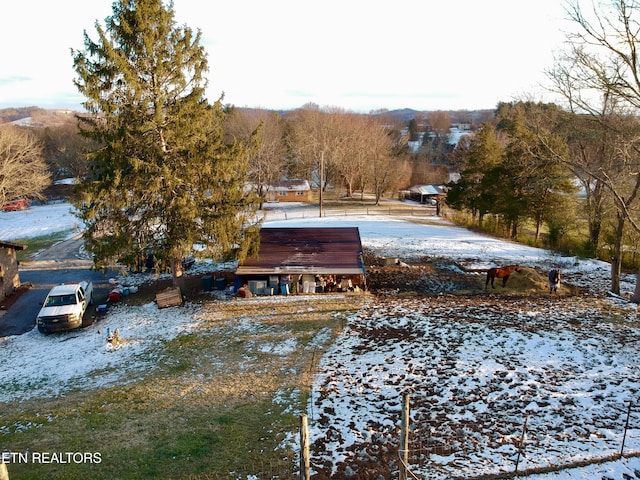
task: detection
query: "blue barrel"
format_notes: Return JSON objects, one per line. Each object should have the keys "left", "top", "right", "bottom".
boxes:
{"left": 216, "top": 277, "right": 226, "bottom": 290}
{"left": 202, "top": 275, "right": 213, "bottom": 291}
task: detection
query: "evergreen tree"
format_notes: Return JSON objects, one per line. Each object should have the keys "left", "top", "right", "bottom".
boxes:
{"left": 497, "top": 102, "right": 577, "bottom": 241}
{"left": 446, "top": 123, "right": 504, "bottom": 225}
{"left": 72, "top": 0, "right": 260, "bottom": 285}
{"left": 448, "top": 103, "right": 577, "bottom": 241}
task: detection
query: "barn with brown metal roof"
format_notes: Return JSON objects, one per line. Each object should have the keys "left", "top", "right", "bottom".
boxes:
{"left": 235, "top": 227, "right": 366, "bottom": 295}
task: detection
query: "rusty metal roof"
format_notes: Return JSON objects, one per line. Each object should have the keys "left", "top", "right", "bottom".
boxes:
{"left": 236, "top": 227, "right": 366, "bottom": 275}
{"left": 0, "top": 240, "right": 26, "bottom": 251}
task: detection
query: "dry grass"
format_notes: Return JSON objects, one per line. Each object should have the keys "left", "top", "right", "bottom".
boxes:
{"left": 1, "top": 294, "right": 365, "bottom": 480}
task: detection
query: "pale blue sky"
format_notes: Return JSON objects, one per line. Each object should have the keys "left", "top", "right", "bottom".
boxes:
{"left": 1, "top": 0, "right": 573, "bottom": 112}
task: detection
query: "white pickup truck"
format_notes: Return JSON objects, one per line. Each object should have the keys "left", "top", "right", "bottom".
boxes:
{"left": 36, "top": 281, "right": 93, "bottom": 333}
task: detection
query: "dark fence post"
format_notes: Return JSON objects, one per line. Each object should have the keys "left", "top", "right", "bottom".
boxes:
{"left": 514, "top": 413, "right": 529, "bottom": 474}
{"left": 621, "top": 401, "right": 632, "bottom": 458}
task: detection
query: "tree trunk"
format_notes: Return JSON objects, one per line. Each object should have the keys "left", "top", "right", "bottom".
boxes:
{"left": 534, "top": 212, "right": 543, "bottom": 245}
{"left": 631, "top": 269, "right": 640, "bottom": 303}
{"left": 171, "top": 256, "right": 186, "bottom": 289}
{"left": 589, "top": 217, "right": 601, "bottom": 252}
{"left": 510, "top": 222, "right": 518, "bottom": 239}
{"left": 611, "top": 213, "right": 624, "bottom": 295}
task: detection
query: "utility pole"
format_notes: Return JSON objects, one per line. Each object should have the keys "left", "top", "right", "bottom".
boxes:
{"left": 319, "top": 150, "right": 324, "bottom": 217}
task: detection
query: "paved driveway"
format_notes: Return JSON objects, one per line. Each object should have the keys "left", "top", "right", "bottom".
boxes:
{"left": 0, "top": 237, "right": 114, "bottom": 337}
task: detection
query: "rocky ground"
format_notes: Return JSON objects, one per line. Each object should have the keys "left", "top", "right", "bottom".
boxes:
{"left": 307, "top": 252, "right": 640, "bottom": 479}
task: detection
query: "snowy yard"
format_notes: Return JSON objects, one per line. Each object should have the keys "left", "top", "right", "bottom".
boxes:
{"left": 309, "top": 294, "right": 640, "bottom": 478}
{"left": 2, "top": 201, "right": 640, "bottom": 478}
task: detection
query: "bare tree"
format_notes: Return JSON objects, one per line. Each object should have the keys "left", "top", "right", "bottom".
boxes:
{"left": 428, "top": 111, "right": 452, "bottom": 137}
{"left": 0, "top": 126, "right": 50, "bottom": 207}
{"left": 547, "top": 0, "right": 640, "bottom": 294}
{"left": 288, "top": 105, "right": 352, "bottom": 215}
{"left": 225, "top": 108, "right": 287, "bottom": 208}
{"left": 336, "top": 113, "right": 369, "bottom": 198}
{"left": 288, "top": 106, "right": 411, "bottom": 208}
{"left": 365, "top": 119, "right": 412, "bottom": 205}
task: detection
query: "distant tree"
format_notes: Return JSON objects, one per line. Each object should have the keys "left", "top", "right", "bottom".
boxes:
{"left": 0, "top": 126, "right": 50, "bottom": 206}
{"left": 408, "top": 118, "right": 420, "bottom": 141}
{"left": 336, "top": 113, "right": 370, "bottom": 198}
{"left": 428, "top": 111, "right": 451, "bottom": 138}
{"left": 288, "top": 105, "right": 351, "bottom": 215}
{"left": 72, "top": 0, "right": 260, "bottom": 285}
{"left": 365, "top": 118, "right": 412, "bottom": 205}
{"left": 496, "top": 102, "right": 578, "bottom": 241}
{"left": 448, "top": 133, "right": 473, "bottom": 173}
{"left": 548, "top": 102, "right": 615, "bottom": 254}
{"left": 411, "top": 111, "right": 453, "bottom": 181}
{"left": 224, "top": 108, "right": 287, "bottom": 208}
{"left": 446, "top": 123, "right": 505, "bottom": 225}
{"left": 38, "top": 124, "right": 98, "bottom": 181}
{"left": 420, "top": 133, "right": 453, "bottom": 166}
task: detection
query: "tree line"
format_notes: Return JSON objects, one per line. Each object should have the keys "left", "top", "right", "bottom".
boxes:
{"left": 446, "top": 0, "right": 640, "bottom": 296}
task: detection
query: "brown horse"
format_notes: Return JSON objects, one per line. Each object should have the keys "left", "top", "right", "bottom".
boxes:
{"left": 485, "top": 265, "right": 522, "bottom": 289}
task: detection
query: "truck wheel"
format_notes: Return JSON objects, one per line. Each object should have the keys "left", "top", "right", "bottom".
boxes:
{"left": 82, "top": 314, "right": 94, "bottom": 328}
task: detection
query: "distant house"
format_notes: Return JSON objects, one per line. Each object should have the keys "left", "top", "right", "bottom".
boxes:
{"left": 265, "top": 179, "right": 312, "bottom": 203}
{"left": 407, "top": 184, "right": 447, "bottom": 204}
{"left": 0, "top": 241, "right": 26, "bottom": 299}
{"left": 235, "top": 227, "right": 366, "bottom": 295}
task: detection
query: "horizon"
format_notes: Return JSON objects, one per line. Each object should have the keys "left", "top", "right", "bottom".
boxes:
{"left": 0, "top": 104, "right": 498, "bottom": 117}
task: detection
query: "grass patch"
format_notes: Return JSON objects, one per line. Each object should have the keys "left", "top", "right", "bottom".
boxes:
{"left": 0, "top": 295, "right": 364, "bottom": 479}
{"left": 13, "top": 230, "right": 75, "bottom": 263}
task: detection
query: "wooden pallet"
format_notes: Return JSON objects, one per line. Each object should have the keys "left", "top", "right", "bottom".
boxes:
{"left": 156, "top": 287, "right": 183, "bottom": 309}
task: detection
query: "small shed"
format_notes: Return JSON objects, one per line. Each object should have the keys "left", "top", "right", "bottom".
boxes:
{"left": 235, "top": 227, "right": 366, "bottom": 295}
{"left": 0, "top": 240, "right": 26, "bottom": 299}
{"left": 265, "top": 179, "right": 312, "bottom": 203}
{"left": 408, "top": 184, "right": 447, "bottom": 204}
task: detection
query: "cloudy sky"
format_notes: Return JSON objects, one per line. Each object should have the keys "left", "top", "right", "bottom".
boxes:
{"left": 1, "top": 0, "right": 573, "bottom": 113}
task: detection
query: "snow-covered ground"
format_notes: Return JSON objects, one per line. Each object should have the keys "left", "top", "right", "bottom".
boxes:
{"left": 0, "top": 202, "right": 82, "bottom": 241}
{"left": 1, "top": 201, "right": 640, "bottom": 479}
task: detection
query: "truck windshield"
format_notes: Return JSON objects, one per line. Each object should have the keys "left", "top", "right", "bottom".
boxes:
{"left": 44, "top": 295, "right": 76, "bottom": 307}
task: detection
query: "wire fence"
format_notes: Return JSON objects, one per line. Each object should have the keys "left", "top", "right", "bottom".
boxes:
{"left": 258, "top": 205, "right": 437, "bottom": 223}
{"left": 412, "top": 396, "right": 640, "bottom": 479}
{"left": 302, "top": 394, "right": 640, "bottom": 479}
